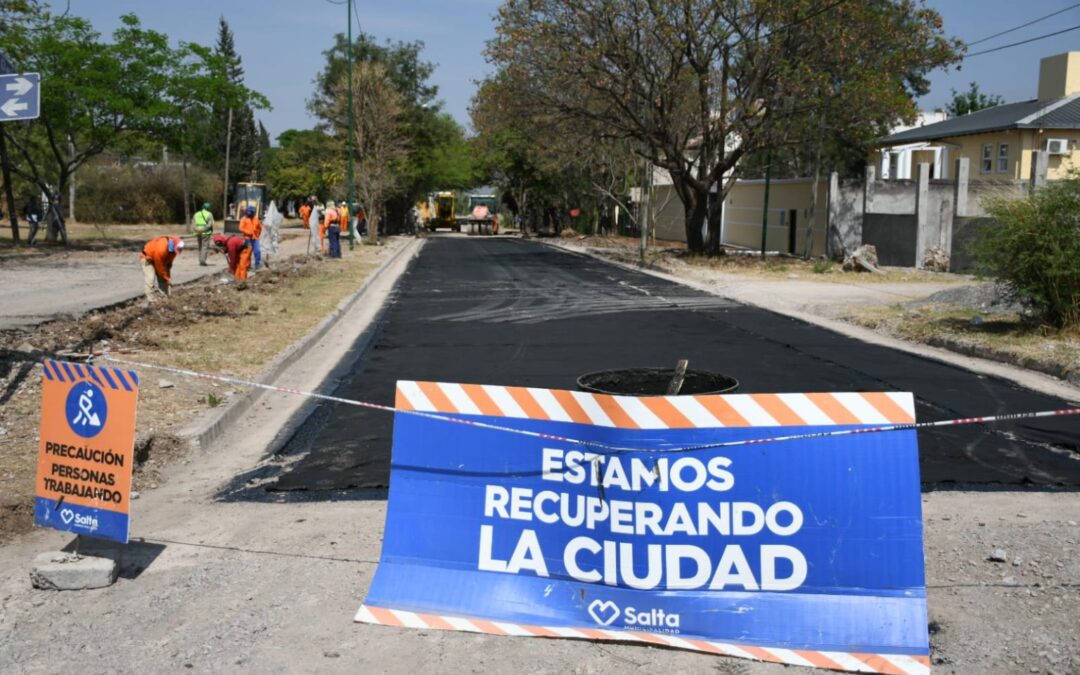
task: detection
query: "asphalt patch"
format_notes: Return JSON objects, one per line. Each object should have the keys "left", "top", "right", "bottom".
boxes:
{"left": 271, "top": 237, "right": 1080, "bottom": 491}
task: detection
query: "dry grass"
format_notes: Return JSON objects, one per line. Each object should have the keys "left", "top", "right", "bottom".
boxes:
{"left": 846, "top": 305, "right": 1080, "bottom": 380}
{"left": 0, "top": 245, "right": 385, "bottom": 542}
{"left": 572, "top": 234, "right": 968, "bottom": 284}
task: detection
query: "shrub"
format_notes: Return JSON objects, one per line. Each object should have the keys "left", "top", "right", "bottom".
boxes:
{"left": 975, "top": 177, "right": 1080, "bottom": 329}
{"left": 812, "top": 258, "right": 834, "bottom": 274}
{"left": 75, "top": 162, "right": 222, "bottom": 225}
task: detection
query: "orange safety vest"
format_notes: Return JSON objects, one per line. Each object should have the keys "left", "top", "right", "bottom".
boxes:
{"left": 239, "top": 215, "right": 262, "bottom": 240}
{"left": 140, "top": 236, "right": 181, "bottom": 283}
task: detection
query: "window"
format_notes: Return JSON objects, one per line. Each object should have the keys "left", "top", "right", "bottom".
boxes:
{"left": 981, "top": 144, "right": 993, "bottom": 173}
{"left": 888, "top": 152, "right": 899, "bottom": 180}
{"left": 997, "top": 143, "right": 1009, "bottom": 173}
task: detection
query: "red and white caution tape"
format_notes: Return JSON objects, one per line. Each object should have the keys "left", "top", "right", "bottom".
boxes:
{"left": 94, "top": 356, "right": 1079, "bottom": 454}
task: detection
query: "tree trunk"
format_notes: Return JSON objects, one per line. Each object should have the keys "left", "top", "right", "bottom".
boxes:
{"left": 68, "top": 137, "right": 76, "bottom": 223}
{"left": 182, "top": 150, "right": 191, "bottom": 227}
{"left": 0, "top": 129, "right": 19, "bottom": 245}
{"left": 45, "top": 182, "right": 67, "bottom": 245}
{"left": 706, "top": 186, "right": 724, "bottom": 255}
{"left": 367, "top": 197, "right": 379, "bottom": 245}
{"left": 671, "top": 175, "right": 706, "bottom": 253}
{"left": 683, "top": 191, "right": 707, "bottom": 253}
{"left": 804, "top": 115, "right": 826, "bottom": 258}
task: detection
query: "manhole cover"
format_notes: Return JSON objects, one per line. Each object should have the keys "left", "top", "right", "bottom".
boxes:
{"left": 577, "top": 368, "right": 738, "bottom": 396}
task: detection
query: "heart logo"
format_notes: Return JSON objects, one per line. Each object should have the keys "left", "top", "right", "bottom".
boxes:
{"left": 59, "top": 508, "right": 75, "bottom": 525}
{"left": 587, "top": 599, "right": 620, "bottom": 626}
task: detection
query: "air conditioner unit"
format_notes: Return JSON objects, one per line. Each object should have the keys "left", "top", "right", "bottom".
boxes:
{"left": 1045, "top": 138, "right": 1069, "bottom": 155}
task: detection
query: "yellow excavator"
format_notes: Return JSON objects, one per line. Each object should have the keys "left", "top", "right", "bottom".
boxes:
{"left": 428, "top": 191, "right": 458, "bottom": 232}
{"left": 224, "top": 182, "right": 267, "bottom": 233}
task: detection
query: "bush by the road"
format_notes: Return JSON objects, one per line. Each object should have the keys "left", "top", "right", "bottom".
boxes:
{"left": 75, "top": 163, "right": 222, "bottom": 225}
{"left": 976, "top": 177, "right": 1080, "bottom": 329}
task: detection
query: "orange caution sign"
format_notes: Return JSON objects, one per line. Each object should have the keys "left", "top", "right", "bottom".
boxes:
{"left": 34, "top": 359, "right": 140, "bottom": 543}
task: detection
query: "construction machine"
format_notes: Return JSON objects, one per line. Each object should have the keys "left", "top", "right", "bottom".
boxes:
{"left": 224, "top": 182, "right": 267, "bottom": 233}
{"left": 428, "top": 191, "right": 458, "bottom": 232}
{"left": 465, "top": 192, "right": 499, "bottom": 234}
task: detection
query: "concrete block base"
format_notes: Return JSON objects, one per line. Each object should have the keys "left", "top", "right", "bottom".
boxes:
{"left": 30, "top": 552, "right": 118, "bottom": 590}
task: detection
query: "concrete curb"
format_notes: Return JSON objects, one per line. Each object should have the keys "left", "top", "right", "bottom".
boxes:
{"left": 179, "top": 237, "right": 423, "bottom": 451}
{"left": 538, "top": 239, "right": 1080, "bottom": 402}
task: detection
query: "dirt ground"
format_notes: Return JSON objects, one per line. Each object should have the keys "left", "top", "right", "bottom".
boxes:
{"left": 0, "top": 237, "right": 393, "bottom": 543}
{"left": 0, "top": 224, "right": 313, "bottom": 330}
{"left": 0, "top": 233, "right": 1077, "bottom": 674}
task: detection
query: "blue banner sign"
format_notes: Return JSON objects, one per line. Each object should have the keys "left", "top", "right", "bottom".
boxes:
{"left": 357, "top": 383, "right": 929, "bottom": 673}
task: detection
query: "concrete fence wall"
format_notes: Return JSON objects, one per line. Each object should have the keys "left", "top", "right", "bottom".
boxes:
{"left": 643, "top": 152, "right": 1051, "bottom": 269}
{"left": 821, "top": 152, "right": 1050, "bottom": 270}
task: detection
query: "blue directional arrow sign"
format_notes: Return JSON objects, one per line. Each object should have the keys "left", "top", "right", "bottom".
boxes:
{"left": 0, "top": 72, "right": 40, "bottom": 122}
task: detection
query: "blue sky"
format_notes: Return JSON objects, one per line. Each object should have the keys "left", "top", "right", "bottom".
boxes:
{"left": 66, "top": 0, "right": 1080, "bottom": 141}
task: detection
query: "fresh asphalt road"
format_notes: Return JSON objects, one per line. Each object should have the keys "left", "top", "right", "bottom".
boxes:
{"left": 270, "top": 236, "right": 1080, "bottom": 492}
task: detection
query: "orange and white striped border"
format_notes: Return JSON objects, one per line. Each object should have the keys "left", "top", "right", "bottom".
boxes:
{"left": 355, "top": 605, "right": 930, "bottom": 674}
{"left": 396, "top": 382, "right": 915, "bottom": 430}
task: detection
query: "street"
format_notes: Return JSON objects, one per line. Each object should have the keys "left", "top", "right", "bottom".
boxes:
{"left": 270, "top": 236, "right": 1080, "bottom": 493}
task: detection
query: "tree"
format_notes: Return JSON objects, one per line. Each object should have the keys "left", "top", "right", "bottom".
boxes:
{"left": 211, "top": 18, "right": 262, "bottom": 193}
{"left": 310, "top": 31, "right": 476, "bottom": 232}
{"left": 0, "top": 12, "right": 176, "bottom": 242}
{"left": 489, "top": 0, "right": 961, "bottom": 254}
{"left": 975, "top": 176, "right": 1080, "bottom": 329}
{"left": 331, "top": 61, "right": 408, "bottom": 243}
{"left": 160, "top": 42, "right": 267, "bottom": 225}
{"left": 265, "top": 128, "right": 338, "bottom": 202}
{"left": 0, "top": 0, "right": 44, "bottom": 243}
{"left": 946, "top": 82, "right": 1004, "bottom": 117}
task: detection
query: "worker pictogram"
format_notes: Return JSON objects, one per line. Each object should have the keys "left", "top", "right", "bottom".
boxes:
{"left": 65, "top": 381, "right": 107, "bottom": 438}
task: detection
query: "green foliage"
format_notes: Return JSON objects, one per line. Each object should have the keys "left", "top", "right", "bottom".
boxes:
{"left": 812, "top": 259, "right": 835, "bottom": 274}
{"left": 266, "top": 129, "right": 340, "bottom": 201}
{"left": 207, "top": 18, "right": 267, "bottom": 186}
{"left": 75, "top": 162, "right": 222, "bottom": 224}
{"left": 305, "top": 29, "right": 476, "bottom": 231}
{"left": 946, "top": 82, "right": 1004, "bottom": 117}
{"left": 311, "top": 32, "right": 438, "bottom": 117}
{"left": 976, "top": 178, "right": 1080, "bottom": 329}
{"left": 487, "top": 0, "right": 962, "bottom": 252}
{"left": 405, "top": 111, "right": 477, "bottom": 193}
{"left": 0, "top": 8, "right": 268, "bottom": 240}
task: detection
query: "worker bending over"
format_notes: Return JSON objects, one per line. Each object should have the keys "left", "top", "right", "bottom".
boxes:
{"left": 140, "top": 235, "right": 184, "bottom": 301}
{"left": 211, "top": 233, "right": 247, "bottom": 280}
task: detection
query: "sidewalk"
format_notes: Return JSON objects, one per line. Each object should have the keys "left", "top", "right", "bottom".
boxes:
{"left": 0, "top": 229, "right": 312, "bottom": 330}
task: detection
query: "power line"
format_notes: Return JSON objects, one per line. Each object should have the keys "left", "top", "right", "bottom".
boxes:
{"left": 965, "top": 22, "right": 1080, "bottom": 57}
{"left": 966, "top": 2, "right": 1080, "bottom": 46}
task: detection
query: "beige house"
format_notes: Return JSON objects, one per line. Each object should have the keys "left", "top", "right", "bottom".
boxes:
{"left": 878, "top": 52, "right": 1080, "bottom": 182}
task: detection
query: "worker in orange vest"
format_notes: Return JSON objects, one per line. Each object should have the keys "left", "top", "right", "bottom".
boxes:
{"left": 338, "top": 201, "right": 351, "bottom": 250}
{"left": 237, "top": 206, "right": 262, "bottom": 281}
{"left": 322, "top": 201, "right": 340, "bottom": 257}
{"left": 298, "top": 200, "right": 312, "bottom": 238}
{"left": 140, "top": 235, "right": 184, "bottom": 301}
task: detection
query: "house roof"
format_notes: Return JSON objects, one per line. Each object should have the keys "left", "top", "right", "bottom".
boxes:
{"left": 878, "top": 93, "right": 1080, "bottom": 145}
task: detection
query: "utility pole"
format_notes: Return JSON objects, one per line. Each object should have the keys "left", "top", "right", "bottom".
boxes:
{"left": 0, "top": 48, "right": 18, "bottom": 244}
{"left": 347, "top": 0, "right": 357, "bottom": 249}
{"left": 639, "top": 159, "right": 650, "bottom": 265}
{"left": 223, "top": 107, "right": 233, "bottom": 220}
{"left": 760, "top": 150, "right": 772, "bottom": 257}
